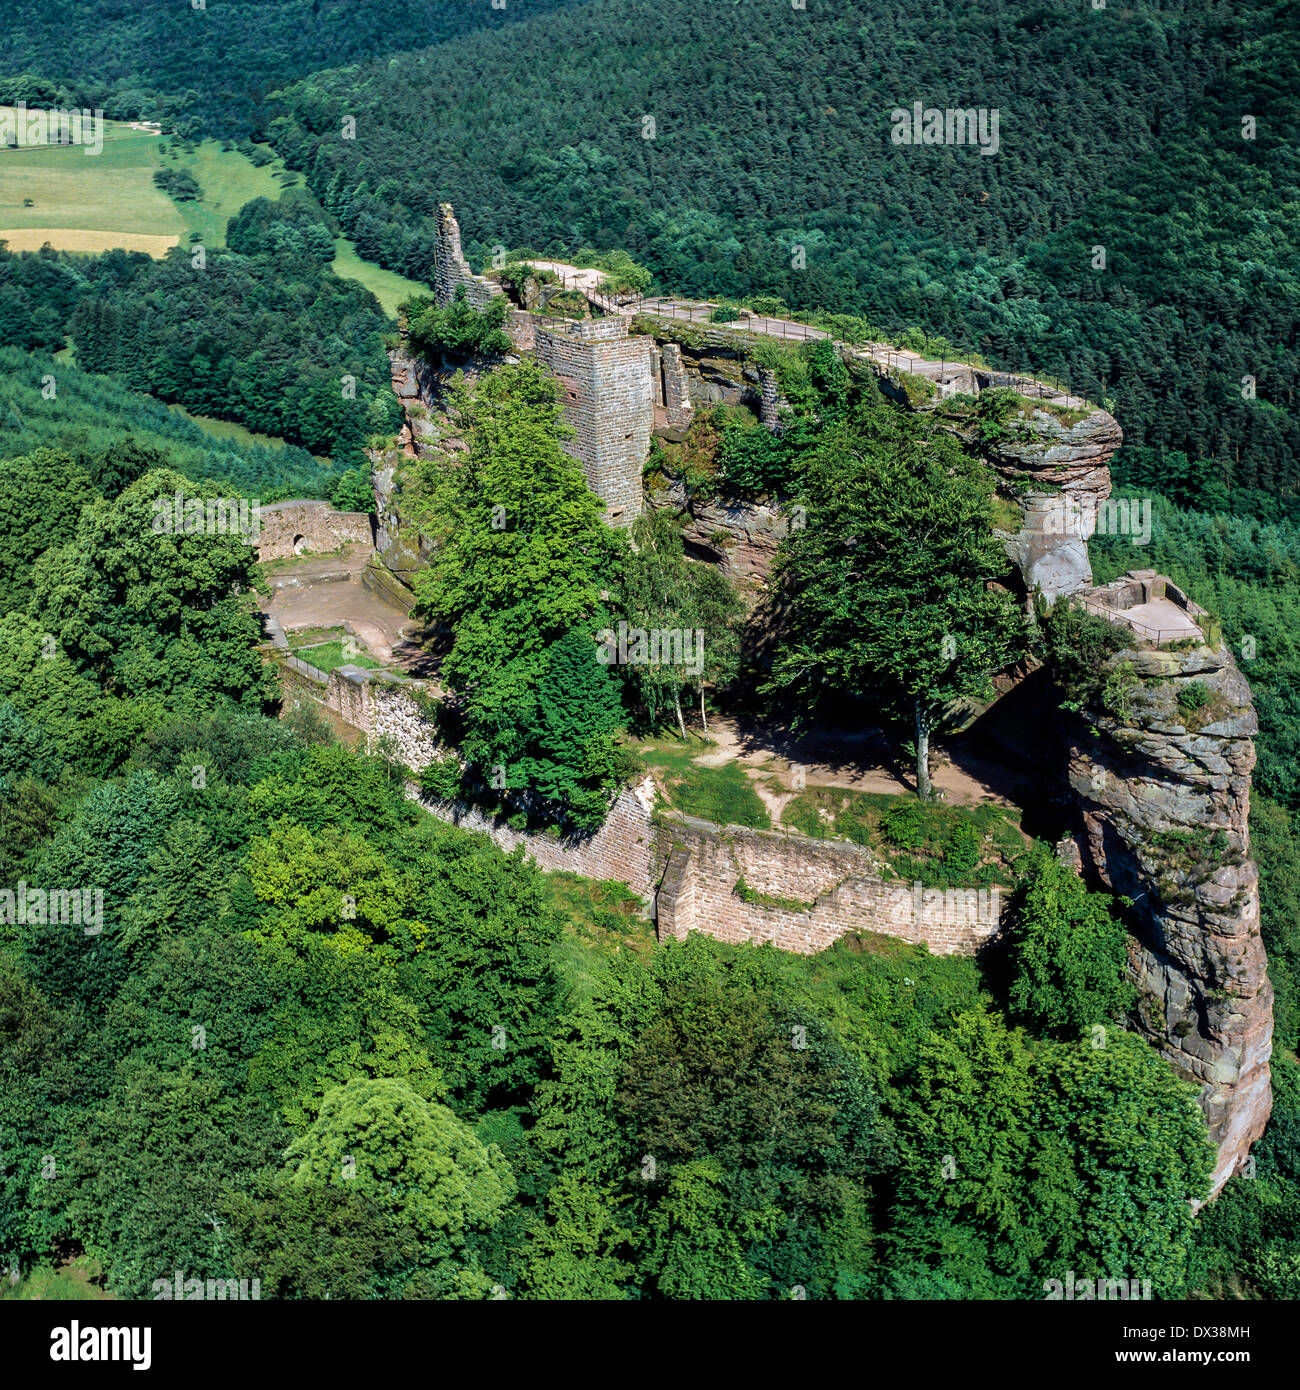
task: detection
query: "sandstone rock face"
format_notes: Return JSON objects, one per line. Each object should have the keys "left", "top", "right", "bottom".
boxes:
{"left": 987, "top": 407, "right": 1121, "bottom": 599}
{"left": 1064, "top": 634, "right": 1273, "bottom": 1195}
{"left": 647, "top": 474, "right": 787, "bottom": 585}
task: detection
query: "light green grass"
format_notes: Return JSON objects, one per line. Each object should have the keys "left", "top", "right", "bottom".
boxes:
{"left": 165, "top": 401, "right": 290, "bottom": 451}
{"left": 161, "top": 139, "right": 286, "bottom": 247}
{"left": 780, "top": 786, "right": 1026, "bottom": 888}
{"left": 332, "top": 237, "right": 429, "bottom": 317}
{"left": 0, "top": 130, "right": 182, "bottom": 249}
{"left": 0, "top": 1257, "right": 114, "bottom": 1301}
{"left": 635, "top": 737, "right": 771, "bottom": 829}
{"left": 2, "top": 118, "right": 424, "bottom": 314}
{"left": 0, "top": 106, "right": 157, "bottom": 147}
{"left": 291, "top": 638, "right": 384, "bottom": 673}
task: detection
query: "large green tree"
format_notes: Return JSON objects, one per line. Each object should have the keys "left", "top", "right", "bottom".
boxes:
{"left": 410, "top": 360, "right": 626, "bottom": 824}
{"left": 766, "top": 413, "right": 1026, "bottom": 797}
{"left": 29, "top": 468, "right": 277, "bottom": 714}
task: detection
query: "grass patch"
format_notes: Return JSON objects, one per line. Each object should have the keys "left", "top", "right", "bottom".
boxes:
{"left": 331, "top": 237, "right": 429, "bottom": 318}
{"left": 0, "top": 1256, "right": 114, "bottom": 1301}
{"left": 160, "top": 139, "right": 285, "bottom": 247}
{"left": 543, "top": 871, "right": 655, "bottom": 1002}
{"left": 779, "top": 787, "right": 1024, "bottom": 888}
{"left": 635, "top": 738, "right": 771, "bottom": 829}
{"left": 0, "top": 126, "right": 181, "bottom": 253}
{"left": 289, "top": 635, "right": 384, "bottom": 673}
{"left": 990, "top": 494, "right": 1023, "bottom": 533}
{"left": 164, "top": 402, "right": 304, "bottom": 453}
{"left": 734, "top": 876, "right": 816, "bottom": 912}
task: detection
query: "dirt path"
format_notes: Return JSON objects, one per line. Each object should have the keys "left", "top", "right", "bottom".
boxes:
{"left": 698, "top": 711, "right": 1029, "bottom": 812}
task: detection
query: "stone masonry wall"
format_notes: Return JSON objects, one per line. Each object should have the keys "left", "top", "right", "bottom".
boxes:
{"left": 655, "top": 815, "right": 1005, "bottom": 955}
{"left": 532, "top": 316, "right": 652, "bottom": 527}
{"left": 256, "top": 501, "right": 372, "bottom": 562}
{"left": 432, "top": 203, "right": 504, "bottom": 311}
{"left": 416, "top": 779, "right": 661, "bottom": 902}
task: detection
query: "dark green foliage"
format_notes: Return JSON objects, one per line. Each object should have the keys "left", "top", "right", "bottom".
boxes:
{"left": 0, "top": 448, "right": 98, "bottom": 617}
{"left": 515, "top": 629, "right": 626, "bottom": 828}
{"left": 1253, "top": 799, "right": 1300, "bottom": 1054}
{"left": 29, "top": 468, "right": 278, "bottom": 715}
{"left": 258, "top": 0, "right": 1300, "bottom": 500}
{"left": 226, "top": 195, "right": 336, "bottom": 265}
{"left": 1040, "top": 600, "right": 1129, "bottom": 712}
{"left": 152, "top": 167, "right": 200, "bottom": 201}
{"left": 1005, "top": 846, "right": 1136, "bottom": 1038}
{"left": 330, "top": 467, "right": 375, "bottom": 515}
{"left": 406, "top": 290, "right": 512, "bottom": 359}
{"left": 57, "top": 208, "right": 393, "bottom": 464}
{"left": 0, "top": 1, "right": 583, "bottom": 136}
{"left": 408, "top": 360, "right": 627, "bottom": 827}
{"left": 717, "top": 415, "right": 787, "bottom": 495}
{"left": 765, "top": 396, "right": 1027, "bottom": 795}
{"left": 889, "top": 1011, "right": 1211, "bottom": 1297}
{"left": 0, "top": 344, "right": 341, "bottom": 501}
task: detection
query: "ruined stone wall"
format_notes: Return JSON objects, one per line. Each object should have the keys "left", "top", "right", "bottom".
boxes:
{"left": 418, "top": 779, "right": 660, "bottom": 902}
{"left": 256, "top": 501, "right": 371, "bottom": 562}
{"left": 532, "top": 316, "right": 652, "bottom": 527}
{"left": 432, "top": 203, "right": 505, "bottom": 311}
{"left": 1063, "top": 623, "right": 1272, "bottom": 1194}
{"left": 655, "top": 815, "right": 1005, "bottom": 955}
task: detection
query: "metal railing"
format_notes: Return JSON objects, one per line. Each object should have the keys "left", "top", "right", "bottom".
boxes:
{"left": 284, "top": 653, "right": 329, "bottom": 685}
{"left": 1075, "top": 598, "right": 1202, "bottom": 648}
{"left": 543, "top": 268, "right": 1090, "bottom": 406}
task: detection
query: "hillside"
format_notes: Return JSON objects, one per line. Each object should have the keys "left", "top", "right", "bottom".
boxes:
{"left": 263, "top": 0, "right": 1300, "bottom": 505}
{"left": 0, "top": 0, "right": 584, "bottom": 133}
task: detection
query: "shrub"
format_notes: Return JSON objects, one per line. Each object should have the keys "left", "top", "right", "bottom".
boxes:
{"left": 944, "top": 821, "right": 982, "bottom": 875}
{"left": 880, "top": 800, "right": 926, "bottom": 849}
{"left": 406, "top": 287, "right": 512, "bottom": 358}
{"left": 1177, "top": 680, "right": 1212, "bottom": 715}
{"left": 418, "top": 753, "right": 463, "bottom": 801}
{"left": 331, "top": 468, "right": 375, "bottom": 515}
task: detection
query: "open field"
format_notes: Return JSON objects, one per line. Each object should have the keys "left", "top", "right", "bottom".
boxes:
{"left": 0, "top": 129, "right": 182, "bottom": 251}
{"left": 0, "top": 227, "right": 177, "bottom": 254}
{"left": 161, "top": 139, "right": 287, "bottom": 247}
{"left": 1, "top": 117, "right": 429, "bottom": 312}
{"left": 164, "top": 401, "right": 296, "bottom": 452}
{"left": 332, "top": 236, "right": 428, "bottom": 316}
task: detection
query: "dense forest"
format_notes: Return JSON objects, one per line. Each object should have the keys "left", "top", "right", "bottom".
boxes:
{"left": 1, "top": 196, "right": 402, "bottom": 466}
{"left": 0, "top": 346, "right": 338, "bottom": 501}
{"left": 1, "top": 333, "right": 1297, "bottom": 1298}
{"left": 0, "top": 0, "right": 582, "bottom": 135}
{"left": 7, "top": 1, "right": 1295, "bottom": 498}
{"left": 0, "top": 385, "right": 1263, "bottom": 1301}
{"left": 254, "top": 0, "right": 1299, "bottom": 504}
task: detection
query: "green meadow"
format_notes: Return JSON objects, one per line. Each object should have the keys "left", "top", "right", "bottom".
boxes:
{"left": 0, "top": 116, "right": 428, "bottom": 316}
{"left": 0, "top": 112, "right": 181, "bottom": 253}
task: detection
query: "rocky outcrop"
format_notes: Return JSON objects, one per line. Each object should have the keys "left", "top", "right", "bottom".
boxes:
{"left": 867, "top": 364, "right": 1122, "bottom": 600}
{"left": 987, "top": 406, "right": 1121, "bottom": 599}
{"left": 647, "top": 473, "right": 788, "bottom": 585}
{"left": 1062, "top": 591, "right": 1273, "bottom": 1195}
